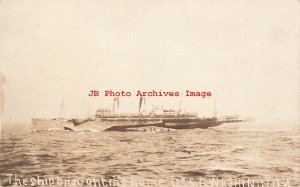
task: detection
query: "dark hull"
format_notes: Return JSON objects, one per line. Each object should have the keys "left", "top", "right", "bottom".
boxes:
{"left": 104, "top": 118, "right": 221, "bottom": 132}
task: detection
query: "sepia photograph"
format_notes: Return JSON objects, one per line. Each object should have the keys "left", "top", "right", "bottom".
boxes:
{"left": 0, "top": 0, "right": 299, "bottom": 186}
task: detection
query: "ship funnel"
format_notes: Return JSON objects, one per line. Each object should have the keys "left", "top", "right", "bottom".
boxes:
{"left": 112, "top": 97, "right": 120, "bottom": 115}
{"left": 138, "top": 96, "right": 145, "bottom": 114}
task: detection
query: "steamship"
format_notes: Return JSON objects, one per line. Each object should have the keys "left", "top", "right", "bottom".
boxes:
{"left": 32, "top": 97, "right": 243, "bottom": 132}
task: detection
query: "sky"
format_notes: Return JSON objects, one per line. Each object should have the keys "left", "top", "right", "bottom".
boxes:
{"left": 0, "top": 0, "right": 299, "bottom": 126}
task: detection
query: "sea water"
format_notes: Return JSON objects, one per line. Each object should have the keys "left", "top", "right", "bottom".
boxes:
{"left": 0, "top": 122, "right": 299, "bottom": 187}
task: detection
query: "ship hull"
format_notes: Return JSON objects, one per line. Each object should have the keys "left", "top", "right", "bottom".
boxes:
{"left": 163, "top": 118, "right": 220, "bottom": 129}
{"left": 32, "top": 117, "right": 222, "bottom": 132}
{"left": 102, "top": 118, "right": 220, "bottom": 131}
{"left": 73, "top": 118, "right": 163, "bottom": 132}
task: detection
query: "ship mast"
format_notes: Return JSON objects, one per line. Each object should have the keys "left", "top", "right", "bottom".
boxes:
{"left": 178, "top": 93, "right": 183, "bottom": 113}
{"left": 212, "top": 93, "right": 217, "bottom": 117}
{"left": 0, "top": 70, "right": 5, "bottom": 137}
{"left": 59, "top": 97, "right": 64, "bottom": 119}
{"left": 87, "top": 100, "right": 91, "bottom": 118}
